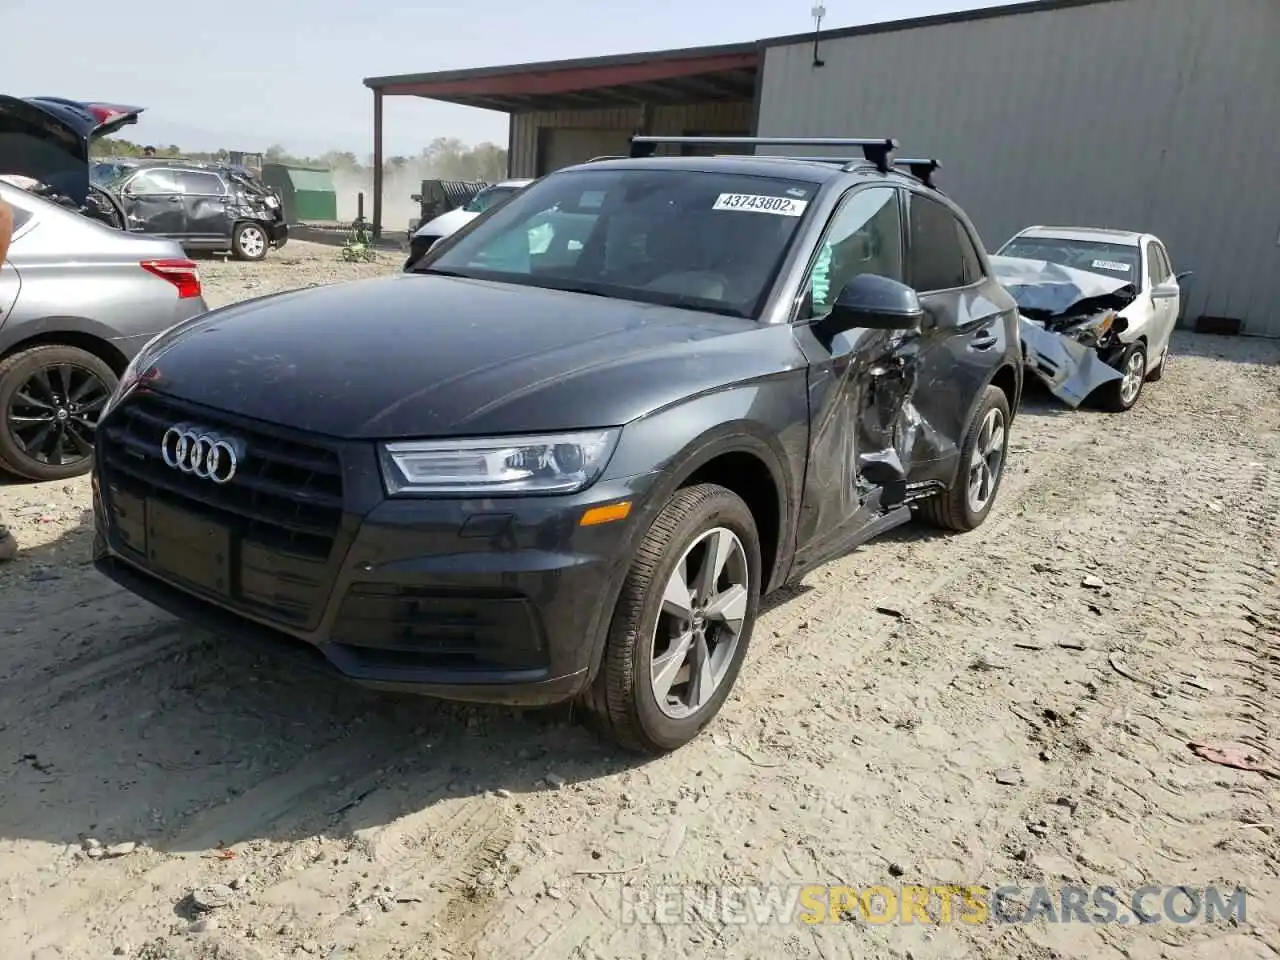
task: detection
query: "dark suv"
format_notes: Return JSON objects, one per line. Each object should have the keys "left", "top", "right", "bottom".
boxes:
{"left": 91, "top": 136, "right": 1022, "bottom": 754}
{"left": 103, "top": 159, "right": 287, "bottom": 260}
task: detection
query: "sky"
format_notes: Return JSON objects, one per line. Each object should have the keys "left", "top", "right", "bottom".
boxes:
{"left": 5, "top": 0, "right": 1019, "bottom": 159}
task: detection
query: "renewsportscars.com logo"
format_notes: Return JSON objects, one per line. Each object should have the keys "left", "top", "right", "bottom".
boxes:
{"left": 620, "top": 884, "right": 1248, "bottom": 926}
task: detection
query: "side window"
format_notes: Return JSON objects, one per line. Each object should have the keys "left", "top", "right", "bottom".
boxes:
{"left": 1155, "top": 245, "right": 1172, "bottom": 282}
{"left": 956, "top": 220, "right": 985, "bottom": 285}
{"left": 1144, "top": 243, "right": 1162, "bottom": 288}
{"left": 175, "top": 171, "right": 225, "bottom": 196}
{"left": 905, "top": 194, "right": 967, "bottom": 292}
{"left": 126, "top": 169, "right": 179, "bottom": 195}
{"left": 807, "top": 186, "right": 903, "bottom": 318}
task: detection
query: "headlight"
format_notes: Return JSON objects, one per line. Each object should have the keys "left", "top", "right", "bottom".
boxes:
{"left": 1070, "top": 310, "right": 1116, "bottom": 346}
{"left": 379, "top": 429, "right": 620, "bottom": 496}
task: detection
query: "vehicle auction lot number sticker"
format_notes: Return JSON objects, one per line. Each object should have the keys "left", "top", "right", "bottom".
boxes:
{"left": 713, "top": 193, "right": 809, "bottom": 217}
{"left": 1092, "top": 259, "right": 1130, "bottom": 272}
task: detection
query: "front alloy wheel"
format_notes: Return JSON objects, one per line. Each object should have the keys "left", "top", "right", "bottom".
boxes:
{"left": 583, "top": 484, "right": 761, "bottom": 754}
{"left": 232, "top": 222, "right": 269, "bottom": 261}
{"left": 651, "top": 526, "right": 750, "bottom": 720}
{"left": 1099, "top": 342, "right": 1147, "bottom": 412}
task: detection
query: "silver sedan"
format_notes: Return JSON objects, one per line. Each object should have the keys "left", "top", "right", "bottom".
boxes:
{"left": 0, "top": 179, "right": 209, "bottom": 481}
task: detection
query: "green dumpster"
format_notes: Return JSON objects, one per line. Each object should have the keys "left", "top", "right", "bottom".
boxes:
{"left": 261, "top": 163, "right": 338, "bottom": 224}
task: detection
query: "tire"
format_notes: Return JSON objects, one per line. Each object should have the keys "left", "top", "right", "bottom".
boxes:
{"left": 1098, "top": 341, "right": 1147, "bottom": 412}
{"left": 0, "top": 344, "right": 118, "bottom": 482}
{"left": 1145, "top": 346, "right": 1167, "bottom": 382}
{"left": 917, "top": 385, "right": 1011, "bottom": 532}
{"left": 582, "top": 483, "right": 762, "bottom": 755}
{"left": 232, "top": 221, "right": 269, "bottom": 261}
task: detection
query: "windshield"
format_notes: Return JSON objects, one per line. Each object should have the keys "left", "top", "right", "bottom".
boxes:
{"left": 419, "top": 168, "right": 820, "bottom": 318}
{"left": 464, "top": 185, "right": 518, "bottom": 213}
{"left": 998, "top": 237, "right": 1140, "bottom": 285}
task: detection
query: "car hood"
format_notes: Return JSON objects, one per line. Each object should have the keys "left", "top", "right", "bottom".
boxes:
{"left": 411, "top": 207, "right": 477, "bottom": 240}
{"left": 139, "top": 274, "right": 776, "bottom": 439}
{"left": 990, "top": 254, "right": 1136, "bottom": 320}
{"left": 0, "top": 96, "right": 143, "bottom": 205}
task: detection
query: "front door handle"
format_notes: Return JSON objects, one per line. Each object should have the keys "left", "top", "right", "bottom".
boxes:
{"left": 970, "top": 327, "right": 998, "bottom": 350}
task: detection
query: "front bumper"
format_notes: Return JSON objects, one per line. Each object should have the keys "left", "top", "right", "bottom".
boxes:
{"left": 1018, "top": 314, "right": 1124, "bottom": 408}
{"left": 268, "top": 220, "right": 288, "bottom": 248}
{"left": 92, "top": 400, "right": 657, "bottom": 704}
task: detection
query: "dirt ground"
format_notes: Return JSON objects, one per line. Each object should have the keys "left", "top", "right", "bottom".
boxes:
{"left": 1, "top": 241, "right": 1277, "bottom": 960}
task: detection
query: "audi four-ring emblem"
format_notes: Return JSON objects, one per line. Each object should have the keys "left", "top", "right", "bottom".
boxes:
{"left": 160, "top": 424, "right": 245, "bottom": 484}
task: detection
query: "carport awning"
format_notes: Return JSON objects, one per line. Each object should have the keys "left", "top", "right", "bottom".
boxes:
{"left": 364, "top": 43, "right": 759, "bottom": 112}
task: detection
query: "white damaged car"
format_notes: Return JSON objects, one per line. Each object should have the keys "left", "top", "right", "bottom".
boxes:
{"left": 994, "top": 227, "right": 1189, "bottom": 411}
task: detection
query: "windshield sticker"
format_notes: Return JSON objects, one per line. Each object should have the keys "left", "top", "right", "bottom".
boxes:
{"left": 713, "top": 193, "right": 809, "bottom": 217}
{"left": 1092, "top": 259, "right": 1131, "bottom": 272}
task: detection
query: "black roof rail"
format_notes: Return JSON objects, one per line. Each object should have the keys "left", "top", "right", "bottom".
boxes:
{"left": 892, "top": 158, "right": 941, "bottom": 188}
{"left": 585, "top": 155, "right": 627, "bottom": 162}
{"left": 757, "top": 156, "right": 875, "bottom": 171}
{"left": 628, "top": 135, "right": 899, "bottom": 172}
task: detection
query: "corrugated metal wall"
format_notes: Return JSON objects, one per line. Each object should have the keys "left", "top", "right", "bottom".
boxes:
{"left": 757, "top": 0, "right": 1280, "bottom": 337}
{"left": 509, "top": 101, "right": 754, "bottom": 177}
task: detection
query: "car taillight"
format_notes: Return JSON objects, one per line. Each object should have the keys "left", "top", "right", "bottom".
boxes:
{"left": 140, "top": 259, "right": 202, "bottom": 299}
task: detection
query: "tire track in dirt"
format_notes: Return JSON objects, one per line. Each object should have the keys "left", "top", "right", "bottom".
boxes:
{"left": 0, "top": 621, "right": 195, "bottom": 729}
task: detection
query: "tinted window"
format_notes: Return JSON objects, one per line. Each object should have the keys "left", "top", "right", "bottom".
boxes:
{"left": 424, "top": 168, "right": 820, "bottom": 319}
{"left": 907, "top": 194, "right": 967, "bottom": 292}
{"left": 998, "top": 237, "right": 1139, "bottom": 284}
{"left": 175, "top": 171, "right": 225, "bottom": 195}
{"left": 127, "top": 169, "right": 180, "bottom": 194}
{"left": 807, "top": 186, "right": 903, "bottom": 317}
{"left": 957, "top": 221, "right": 984, "bottom": 284}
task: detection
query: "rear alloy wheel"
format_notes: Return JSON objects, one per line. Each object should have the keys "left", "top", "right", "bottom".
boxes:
{"left": 232, "top": 221, "right": 269, "bottom": 261}
{"left": 916, "top": 385, "right": 1011, "bottom": 532}
{"left": 1099, "top": 342, "right": 1147, "bottom": 412}
{"left": 0, "top": 344, "right": 117, "bottom": 481}
{"left": 583, "top": 483, "right": 761, "bottom": 754}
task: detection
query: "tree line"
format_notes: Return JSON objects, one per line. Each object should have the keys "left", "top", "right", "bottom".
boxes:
{"left": 92, "top": 136, "right": 508, "bottom": 182}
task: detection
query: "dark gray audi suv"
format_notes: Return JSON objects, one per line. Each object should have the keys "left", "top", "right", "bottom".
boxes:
{"left": 91, "top": 136, "right": 1022, "bottom": 754}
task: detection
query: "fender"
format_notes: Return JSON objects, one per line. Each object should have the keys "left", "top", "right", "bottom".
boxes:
{"left": 580, "top": 377, "right": 809, "bottom": 685}
{"left": 0, "top": 314, "right": 130, "bottom": 365}
{"left": 957, "top": 358, "right": 1022, "bottom": 450}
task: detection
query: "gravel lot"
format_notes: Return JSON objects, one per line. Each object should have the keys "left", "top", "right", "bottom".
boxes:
{"left": 1, "top": 240, "right": 1278, "bottom": 960}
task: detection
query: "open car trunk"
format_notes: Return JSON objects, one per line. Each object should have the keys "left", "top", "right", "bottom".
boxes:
{"left": 0, "top": 96, "right": 143, "bottom": 210}
{"left": 991, "top": 255, "right": 1138, "bottom": 408}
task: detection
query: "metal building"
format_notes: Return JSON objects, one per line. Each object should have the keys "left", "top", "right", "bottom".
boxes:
{"left": 364, "top": 0, "right": 1280, "bottom": 336}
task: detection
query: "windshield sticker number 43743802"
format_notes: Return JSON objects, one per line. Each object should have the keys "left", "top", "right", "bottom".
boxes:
{"left": 713, "top": 193, "right": 809, "bottom": 217}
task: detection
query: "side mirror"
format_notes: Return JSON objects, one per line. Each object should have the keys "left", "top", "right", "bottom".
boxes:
{"left": 1151, "top": 280, "right": 1180, "bottom": 300}
{"left": 820, "top": 274, "right": 923, "bottom": 336}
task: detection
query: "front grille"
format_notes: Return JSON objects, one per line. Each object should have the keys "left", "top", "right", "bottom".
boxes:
{"left": 98, "top": 390, "right": 345, "bottom": 627}
{"left": 330, "top": 584, "right": 547, "bottom": 672}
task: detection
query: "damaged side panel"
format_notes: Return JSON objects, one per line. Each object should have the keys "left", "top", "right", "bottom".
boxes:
{"left": 790, "top": 324, "right": 953, "bottom": 575}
